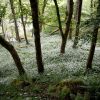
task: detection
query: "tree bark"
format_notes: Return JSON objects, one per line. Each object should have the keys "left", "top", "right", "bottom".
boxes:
{"left": 19, "top": 0, "right": 29, "bottom": 44}
{"left": 9, "top": 0, "right": 20, "bottom": 42}
{"left": 68, "top": 21, "right": 72, "bottom": 39}
{"left": 0, "top": 36, "right": 26, "bottom": 76}
{"left": 73, "top": 0, "right": 82, "bottom": 48}
{"left": 90, "top": 0, "right": 93, "bottom": 19}
{"left": 53, "top": 0, "right": 64, "bottom": 39}
{"left": 86, "top": 0, "right": 100, "bottom": 69}
{"left": 29, "top": 0, "right": 44, "bottom": 73}
{"left": 73, "top": 1, "right": 77, "bottom": 20}
{"left": 1, "top": 19, "right": 5, "bottom": 37}
{"left": 42, "top": 0, "right": 47, "bottom": 14}
{"left": 39, "top": 0, "right": 48, "bottom": 32}
{"left": 60, "top": 0, "right": 73, "bottom": 53}
{"left": 86, "top": 26, "right": 98, "bottom": 69}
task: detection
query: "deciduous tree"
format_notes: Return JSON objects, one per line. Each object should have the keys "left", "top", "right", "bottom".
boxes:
{"left": 86, "top": 0, "right": 100, "bottom": 69}
{"left": 0, "top": 36, "right": 26, "bottom": 76}
{"left": 9, "top": 0, "right": 20, "bottom": 42}
{"left": 53, "top": 0, "right": 64, "bottom": 40}
{"left": 60, "top": 0, "right": 73, "bottom": 53}
{"left": 73, "top": 0, "right": 83, "bottom": 48}
{"left": 19, "top": 0, "right": 29, "bottom": 44}
{"left": 29, "top": 0, "right": 44, "bottom": 73}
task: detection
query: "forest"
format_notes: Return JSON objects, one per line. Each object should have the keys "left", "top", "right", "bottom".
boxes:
{"left": 0, "top": 0, "right": 100, "bottom": 99}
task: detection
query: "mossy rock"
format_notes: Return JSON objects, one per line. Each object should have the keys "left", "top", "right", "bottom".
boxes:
{"left": 59, "top": 86, "right": 71, "bottom": 100}
{"left": 56, "top": 79, "right": 86, "bottom": 94}
{"left": 48, "top": 79, "right": 86, "bottom": 99}
{"left": 11, "top": 79, "right": 30, "bottom": 88}
{"left": 48, "top": 85, "right": 71, "bottom": 99}
{"left": 48, "top": 85, "right": 57, "bottom": 93}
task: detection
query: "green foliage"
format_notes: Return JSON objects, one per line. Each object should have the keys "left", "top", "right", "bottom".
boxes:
{"left": 31, "top": 86, "right": 40, "bottom": 93}
{"left": 59, "top": 86, "right": 70, "bottom": 100}
{"left": 75, "top": 93, "right": 84, "bottom": 100}
{"left": 39, "top": 0, "right": 66, "bottom": 33}
{"left": 48, "top": 85, "right": 56, "bottom": 94}
{"left": 0, "top": 3, "right": 6, "bottom": 19}
{"left": 48, "top": 84, "right": 70, "bottom": 99}
{"left": 48, "top": 79, "right": 85, "bottom": 99}
{"left": 79, "top": 17, "right": 100, "bottom": 43}
{"left": 84, "top": 92, "right": 90, "bottom": 100}
{"left": 0, "top": 84, "right": 19, "bottom": 99}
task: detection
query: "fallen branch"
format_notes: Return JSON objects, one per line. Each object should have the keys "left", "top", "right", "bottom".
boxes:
{"left": 50, "top": 28, "right": 59, "bottom": 34}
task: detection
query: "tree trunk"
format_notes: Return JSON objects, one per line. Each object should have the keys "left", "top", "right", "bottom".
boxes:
{"left": 90, "top": 0, "right": 93, "bottom": 19}
{"left": 19, "top": 0, "right": 29, "bottom": 44}
{"left": 24, "top": 14, "right": 28, "bottom": 26}
{"left": 42, "top": 0, "right": 47, "bottom": 14}
{"left": 86, "top": 0, "right": 100, "bottom": 69}
{"left": 90, "top": 0, "right": 93, "bottom": 11}
{"left": 73, "top": 1, "right": 77, "bottom": 20}
{"left": 1, "top": 19, "right": 5, "bottom": 37}
{"left": 73, "top": 0, "right": 82, "bottom": 48}
{"left": 29, "top": 0, "right": 44, "bottom": 73}
{"left": 60, "top": 0, "right": 73, "bottom": 53}
{"left": 9, "top": 0, "right": 20, "bottom": 42}
{"left": 39, "top": 0, "right": 48, "bottom": 32}
{"left": 53, "top": 0, "right": 64, "bottom": 39}
{"left": 86, "top": 27, "right": 98, "bottom": 69}
{"left": 0, "top": 36, "right": 26, "bottom": 76}
{"left": 69, "top": 22, "right": 72, "bottom": 39}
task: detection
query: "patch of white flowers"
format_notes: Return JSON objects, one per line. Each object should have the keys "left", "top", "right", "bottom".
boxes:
{"left": 0, "top": 34, "right": 100, "bottom": 84}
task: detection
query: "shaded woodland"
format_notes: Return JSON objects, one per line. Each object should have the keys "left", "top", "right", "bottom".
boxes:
{"left": 0, "top": 0, "right": 100, "bottom": 99}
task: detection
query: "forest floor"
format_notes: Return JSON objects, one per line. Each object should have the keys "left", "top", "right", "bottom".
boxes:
{"left": 0, "top": 34, "right": 100, "bottom": 100}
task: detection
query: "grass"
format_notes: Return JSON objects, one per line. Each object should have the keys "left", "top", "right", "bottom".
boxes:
{"left": 0, "top": 34, "right": 100, "bottom": 99}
